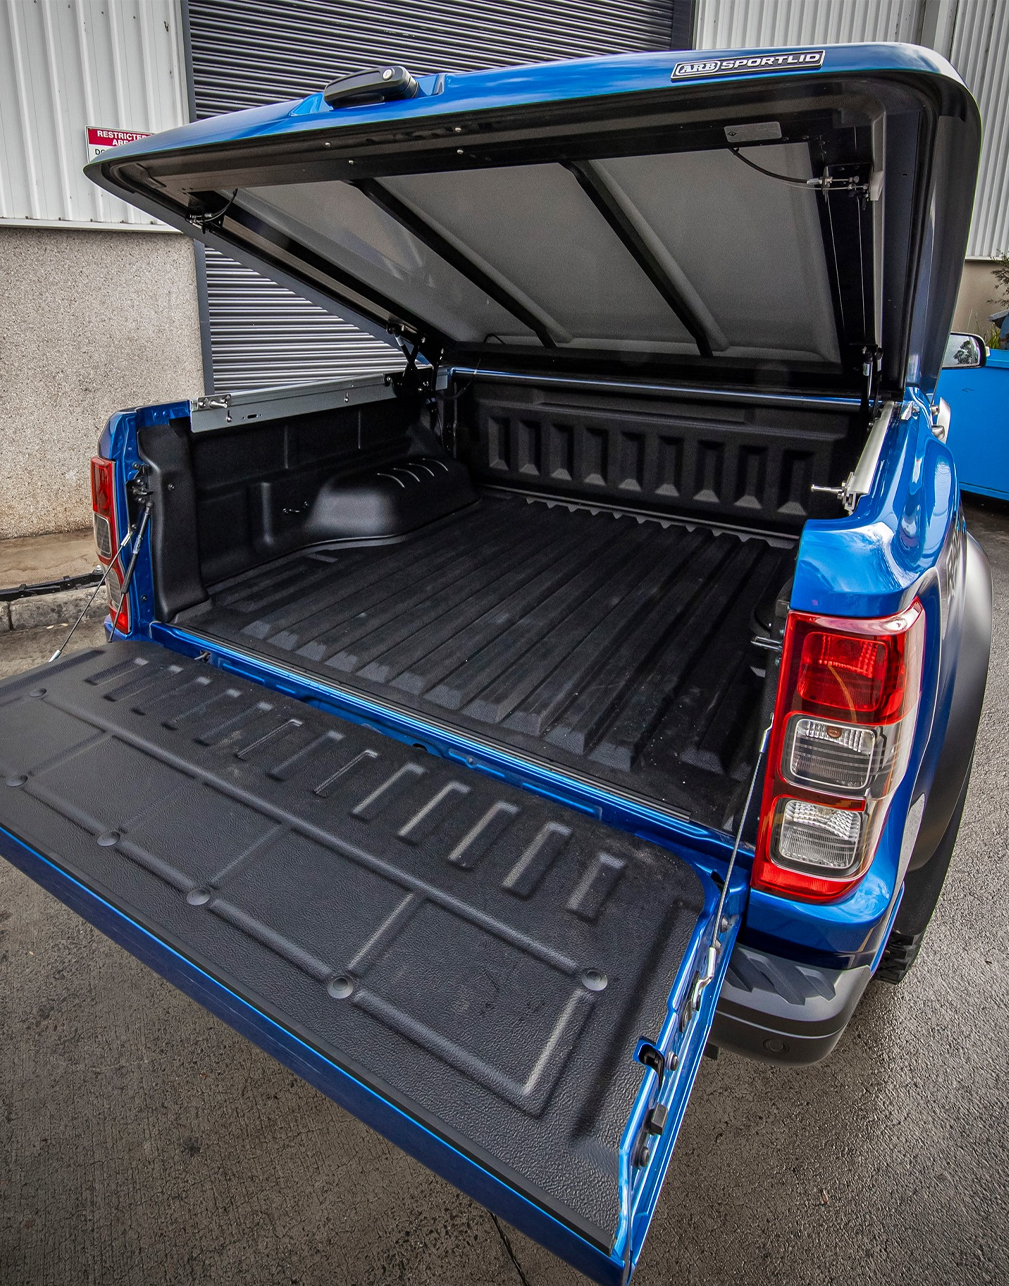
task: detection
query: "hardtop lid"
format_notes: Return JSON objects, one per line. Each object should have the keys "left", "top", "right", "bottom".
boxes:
{"left": 88, "top": 42, "right": 980, "bottom": 399}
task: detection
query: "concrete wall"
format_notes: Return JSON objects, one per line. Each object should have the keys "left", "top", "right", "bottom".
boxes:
{"left": 953, "top": 260, "right": 1004, "bottom": 338}
{"left": 0, "top": 228, "right": 203, "bottom": 540}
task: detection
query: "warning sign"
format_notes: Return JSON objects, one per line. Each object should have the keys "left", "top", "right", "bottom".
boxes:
{"left": 86, "top": 126, "right": 151, "bottom": 163}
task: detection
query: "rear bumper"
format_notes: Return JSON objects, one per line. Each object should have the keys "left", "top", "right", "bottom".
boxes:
{"left": 711, "top": 943, "right": 872, "bottom": 1065}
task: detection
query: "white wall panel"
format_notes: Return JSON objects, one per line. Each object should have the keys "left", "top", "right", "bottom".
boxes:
{"left": 692, "top": 0, "right": 1009, "bottom": 258}
{"left": 0, "top": 0, "right": 187, "bottom": 228}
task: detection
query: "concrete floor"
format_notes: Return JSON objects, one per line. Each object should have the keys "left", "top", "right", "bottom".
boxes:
{"left": 0, "top": 530, "right": 97, "bottom": 588}
{"left": 1, "top": 502, "right": 1007, "bottom": 1286}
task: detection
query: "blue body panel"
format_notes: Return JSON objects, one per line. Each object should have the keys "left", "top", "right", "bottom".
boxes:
{"left": 939, "top": 349, "right": 1009, "bottom": 500}
{"left": 754, "top": 397, "right": 960, "bottom": 962}
{"left": 792, "top": 400, "right": 956, "bottom": 620}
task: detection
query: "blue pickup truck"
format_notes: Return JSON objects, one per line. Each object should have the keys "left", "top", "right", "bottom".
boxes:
{"left": 0, "top": 42, "right": 991, "bottom": 1283}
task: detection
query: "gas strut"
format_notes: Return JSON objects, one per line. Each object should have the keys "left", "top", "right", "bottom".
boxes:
{"left": 107, "top": 502, "right": 152, "bottom": 642}
{"left": 48, "top": 502, "right": 151, "bottom": 662}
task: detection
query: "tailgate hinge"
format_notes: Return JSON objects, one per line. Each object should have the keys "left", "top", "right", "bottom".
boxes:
{"left": 193, "top": 393, "right": 232, "bottom": 412}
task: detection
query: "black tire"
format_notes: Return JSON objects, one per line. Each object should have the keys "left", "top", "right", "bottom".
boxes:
{"left": 874, "top": 929, "right": 924, "bottom": 985}
{"left": 876, "top": 759, "right": 972, "bottom": 984}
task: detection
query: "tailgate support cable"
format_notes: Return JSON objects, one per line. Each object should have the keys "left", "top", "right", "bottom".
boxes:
{"left": 689, "top": 720, "right": 772, "bottom": 1012}
{"left": 108, "top": 501, "right": 152, "bottom": 643}
{"left": 47, "top": 520, "right": 133, "bottom": 663}
{"left": 47, "top": 502, "right": 150, "bottom": 663}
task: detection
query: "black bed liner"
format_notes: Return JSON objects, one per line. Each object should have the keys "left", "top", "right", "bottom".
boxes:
{"left": 0, "top": 643, "right": 708, "bottom": 1243}
{"left": 189, "top": 492, "right": 793, "bottom": 827}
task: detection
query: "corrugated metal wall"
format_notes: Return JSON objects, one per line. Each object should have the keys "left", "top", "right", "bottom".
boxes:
{"left": 186, "top": 0, "right": 682, "bottom": 391}
{"left": 201, "top": 248, "right": 408, "bottom": 390}
{"left": 0, "top": 0, "right": 188, "bottom": 228}
{"left": 694, "top": 0, "right": 922, "bottom": 46}
{"left": 947, "top": 2, "right": 1009, "bottom": 258}
{"left": 190, "top": 0, "right": 681, "bottom": 116}
{"left": 693, "top": 0, "right": 1009, "bottom": 257}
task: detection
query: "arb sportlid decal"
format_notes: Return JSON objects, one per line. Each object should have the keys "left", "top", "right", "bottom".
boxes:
{"left": 672, "top": 50, "right": 826, "bottom": 80}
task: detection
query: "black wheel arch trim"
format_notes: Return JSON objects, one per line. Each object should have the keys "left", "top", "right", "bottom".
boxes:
{"left": 908, "top": 529, "right": 991, "bottom": 873}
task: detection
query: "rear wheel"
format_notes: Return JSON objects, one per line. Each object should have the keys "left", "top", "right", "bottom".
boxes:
{"left": 875, "top": 928, "right": 925, "bottom": 984}
{"left": 876, "top": 758, "right": 972, "bottom": 984}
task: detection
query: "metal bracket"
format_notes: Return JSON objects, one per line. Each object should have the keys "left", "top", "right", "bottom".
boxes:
{"left": 931, "top": 397, "right": 951, "bottom": 443}
{"left": 689, "top": 944, "right": 720, "bottom": 1012}
{"left": 187, "top": 190, "right": 238, "bottom": 234}
{"left": 810, "top": 479, "right": 854, "bottom": 508}
{"left": 632, "top": 1042, "right": 669, "bottom": 1167}
{"left": 193, "top": 393, "right": 233, "bottom": 425}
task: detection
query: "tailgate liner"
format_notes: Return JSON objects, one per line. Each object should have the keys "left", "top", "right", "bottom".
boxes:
{"left": 190, "top": 493, "right": 792, "bottom": 828}
{"left": 0, "top": 643, "right": 708, "bottom": 1244}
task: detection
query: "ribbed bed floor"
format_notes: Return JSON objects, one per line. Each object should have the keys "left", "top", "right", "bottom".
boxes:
{"left": 192, "top": 493, "right": 794, "bottom": 827}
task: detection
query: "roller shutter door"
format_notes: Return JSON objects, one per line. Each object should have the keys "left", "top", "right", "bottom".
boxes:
{"left": 185, "top": 0, "right": 690, "bottom": 391}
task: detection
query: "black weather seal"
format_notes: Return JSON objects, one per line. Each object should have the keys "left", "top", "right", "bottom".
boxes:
{"left": 351, "top": 178, "right": 557, "bottom": 349}
{"left": 566, "top": 161, "right": 713, "bottom": 359}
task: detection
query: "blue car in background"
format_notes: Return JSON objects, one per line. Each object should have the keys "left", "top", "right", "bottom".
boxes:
{"left": 0, "top": 42, "right": 993, "bottom": 1283}
{"left": 940, "top": 342, "right": 1009, "bottom": 501}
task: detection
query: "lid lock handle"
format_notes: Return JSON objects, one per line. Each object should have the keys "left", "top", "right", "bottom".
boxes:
{"left": 323, "top": 66, "right": 420, "bottom": 109}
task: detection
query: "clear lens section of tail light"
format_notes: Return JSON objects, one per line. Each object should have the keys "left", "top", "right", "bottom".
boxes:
{"left": 773, "top": 799, "right": 863, "bottom": 873}
{"left": 93, "top": 513, "right": 113, "bottom": 559}
{"left": 785, "top": 717, "right": 877, "bottom": 791}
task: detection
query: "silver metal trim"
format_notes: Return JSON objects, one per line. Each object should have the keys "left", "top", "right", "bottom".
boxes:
{"left": 189, "top": 373, "right": 397, "bottom": 433}
{"left": 846, "top": 400, "right": 896, "bottom": 505}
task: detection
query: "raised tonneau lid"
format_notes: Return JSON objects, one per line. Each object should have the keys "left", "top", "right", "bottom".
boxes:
{"left": 87, "top": 43, "right": 980, "bottom": 398}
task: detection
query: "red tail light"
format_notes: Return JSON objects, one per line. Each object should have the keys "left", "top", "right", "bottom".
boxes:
{"left": 90, "top": 455, "right": 130, "bottom": 633}
{"left": 752, "top": 601, "right": 925, "bottom": 902}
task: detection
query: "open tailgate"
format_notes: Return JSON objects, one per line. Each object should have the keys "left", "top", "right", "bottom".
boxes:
{"left": 0, "top": 641, "right": 741, "bottom": 1282}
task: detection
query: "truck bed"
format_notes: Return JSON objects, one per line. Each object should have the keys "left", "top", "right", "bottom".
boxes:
{"left": 188, "top": 492, "right": 793, "bottom": 827}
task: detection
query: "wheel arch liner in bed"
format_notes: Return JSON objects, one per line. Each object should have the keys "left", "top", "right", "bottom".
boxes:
{"left": 0, "top": 641, "right": 742, "bottom": 1283}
